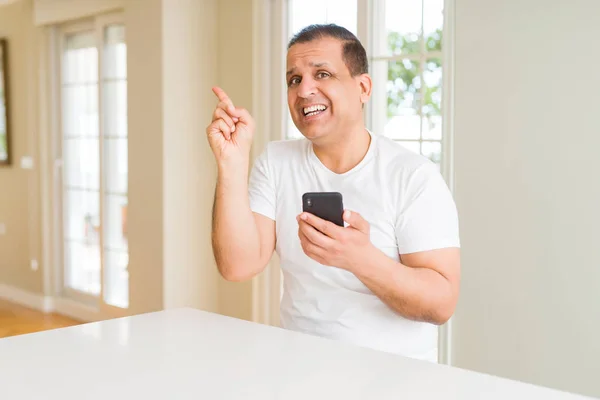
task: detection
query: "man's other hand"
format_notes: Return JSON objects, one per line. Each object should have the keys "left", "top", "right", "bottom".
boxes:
{"left": 297, "top": 210, "right": 376, "bottom": 272}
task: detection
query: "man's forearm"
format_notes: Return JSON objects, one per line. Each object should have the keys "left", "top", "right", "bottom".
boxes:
{"left": 350, "top": 247, "right": 455, "bottom": 325}
{"left": 212, "top": 163, "right": 261, "bottom": 280}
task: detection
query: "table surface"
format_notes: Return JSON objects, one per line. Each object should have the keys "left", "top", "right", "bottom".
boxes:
{"left": 0, "top": 308, "right": 593, "bottom": 400}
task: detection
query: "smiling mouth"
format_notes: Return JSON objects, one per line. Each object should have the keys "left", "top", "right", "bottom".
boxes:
{"left": 302, "top": 104, "right": 328, "bottom": 117}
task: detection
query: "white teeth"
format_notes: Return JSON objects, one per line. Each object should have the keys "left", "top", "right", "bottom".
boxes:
{"left": 303, "top": 105, "right": 327, "bottom": 115}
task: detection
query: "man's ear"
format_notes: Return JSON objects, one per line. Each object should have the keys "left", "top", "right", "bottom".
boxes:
{"left": 358, "top": 73, "right": 372, "bottom": 104}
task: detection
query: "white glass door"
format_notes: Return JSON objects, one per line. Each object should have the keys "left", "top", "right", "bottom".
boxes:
{"left": 62, "top": 30, "right": 101, "bottom": 296}
{"left": 101, "top": 24, "right": 128, "bottom": 309}
{"left": 59, "top": 14, "right": 129, "bottom": 315}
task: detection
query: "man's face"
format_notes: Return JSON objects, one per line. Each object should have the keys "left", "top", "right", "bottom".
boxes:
{"left": 286, "top": 37, "right": 370, "bottom": 142}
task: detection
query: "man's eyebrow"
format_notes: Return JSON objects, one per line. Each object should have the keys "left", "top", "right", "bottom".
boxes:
{"left": 286, "top": 62, "right": 331, "bottom": 76}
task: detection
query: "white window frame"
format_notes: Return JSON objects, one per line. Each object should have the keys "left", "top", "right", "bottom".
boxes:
{"left": 47, "top": 11, "right": 129, "bottom": 321}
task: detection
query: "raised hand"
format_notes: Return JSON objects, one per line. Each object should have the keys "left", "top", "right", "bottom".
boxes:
{"left": 206, "top": 86, "right": 255, "bottom": 167}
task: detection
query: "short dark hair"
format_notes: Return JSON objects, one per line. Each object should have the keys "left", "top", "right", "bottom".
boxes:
{"left": 287, "top": 24, "right": 368, "bottom": 77}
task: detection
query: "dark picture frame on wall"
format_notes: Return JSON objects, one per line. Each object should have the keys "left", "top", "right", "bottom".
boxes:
{"left": 0, "top": 38, "right": 11, "bottom": 166}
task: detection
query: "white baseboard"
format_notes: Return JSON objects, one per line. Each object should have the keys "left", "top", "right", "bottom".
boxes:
{"left": 0, "top": 283, "right": 55, "bottom": 313}
{"left": 0, "top": 283, "right": 99, "bottom": 322}
{"left": 52, "top": 297, "right": 103, "bottom": 322}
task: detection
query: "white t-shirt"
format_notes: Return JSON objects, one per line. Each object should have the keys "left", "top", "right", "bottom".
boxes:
{"left": 248, "top": 130, "right": 460, "bottom": 362}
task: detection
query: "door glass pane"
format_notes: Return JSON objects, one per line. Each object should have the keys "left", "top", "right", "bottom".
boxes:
{"left": 104, "top": 249, "right": 129, "bottom": 309}
{"left": 65, "top": 240, "right": 101, "bottom": 295}
{"left": 63, "top": 33, "right": 97, "bottom": 84}
{"left": 103, "top": 25, "right": 126, "bottom": 79}
{"left": 62, "top": 31, "right": 100, "bottom": 296}
{"left": 64, "top": 188, "right": 100, "bottom": 294}
{"left": 103, "top": 24, "right": 129, "bottom": 308}
{"left": 62, "top": 83, "right": 98, "bottom": 137}
{"left": 104, "top": 193, "right": 128, "bottom": 251}
{"left": 104, "top": 138, "right": 127, "bottom": 194}
{"left": 103, "top": 25, "right": 127, "bottom": 137}
{"left": 103, "top": 81, "right": 127, "bottom": 137}
{"left": 65, "top": 189, "right": 100, "bottom": 243}
{"left": 63, "top": 138, "right": 100, "bottom": 190}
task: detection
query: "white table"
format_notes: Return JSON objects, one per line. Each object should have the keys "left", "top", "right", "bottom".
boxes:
{"left": 0, "top": 308, "right": 593, "bottom": 399}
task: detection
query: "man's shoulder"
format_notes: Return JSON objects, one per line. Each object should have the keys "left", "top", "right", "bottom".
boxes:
{"left": 373, "top": 133, "right": 435, "bottom": 173}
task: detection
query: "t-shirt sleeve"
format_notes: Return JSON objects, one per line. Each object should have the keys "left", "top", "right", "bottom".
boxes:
{"left": 395, "top": 162, "right": 460, "bottom": 254}
{"left": 248, "top": 146, "right": 276, "bottom": 221}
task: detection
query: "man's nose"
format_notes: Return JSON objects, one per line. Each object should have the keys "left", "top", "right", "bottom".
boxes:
{"left": 297, "top": 76, "right": 317, "bottom": 98}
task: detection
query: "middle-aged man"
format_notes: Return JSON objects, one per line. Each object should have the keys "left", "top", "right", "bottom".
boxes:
{"left": 206, "top": 24, "right": 461, "bottom": 362}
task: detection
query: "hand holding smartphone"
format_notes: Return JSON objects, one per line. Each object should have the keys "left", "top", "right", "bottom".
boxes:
{"left": 302, "top": 192, "right": 344, "bottom": 227}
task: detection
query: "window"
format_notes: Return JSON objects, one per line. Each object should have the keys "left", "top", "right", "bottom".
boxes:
{"left": 285, "top": 0, "right": 447, "bottom": 170}
{"left": 58, "top": 15, "right": 129, "bottom": 310}
{"left": 369, "top": 0, "right": 445, "bottom": 168}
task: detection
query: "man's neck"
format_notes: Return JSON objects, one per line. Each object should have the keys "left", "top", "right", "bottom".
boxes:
{"left": 312, "top": 126, "right": 371, "bottom": 174}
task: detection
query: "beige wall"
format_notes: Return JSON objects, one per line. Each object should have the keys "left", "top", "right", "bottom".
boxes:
{"left": 452, "top": 0, "right": 600, "bottom": 397}
{"left": 33, "top": 0, "right": 123, "bottom": 25}
{"left": 216, "top": 0, "right": 255, "bottom": 322}
{"left": 125, "top": 0, "right": 164, "bottom": 314}
{"left": 161, "top": 0, "right": 219, "bottom": 312}
{"left": 0, "top": 0, "right": 43, "bottom": 294}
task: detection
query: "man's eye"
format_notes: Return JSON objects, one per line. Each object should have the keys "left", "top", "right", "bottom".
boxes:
{"left": 288, "top": 77, "right": 300, "bottom": 86}
{"left": 317, "top": 72, "right": 330, "bottom": 79}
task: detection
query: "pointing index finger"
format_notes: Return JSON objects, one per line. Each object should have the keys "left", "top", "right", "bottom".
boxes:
{"left": 212, "top": 87, "right": 235, "bottom": 111}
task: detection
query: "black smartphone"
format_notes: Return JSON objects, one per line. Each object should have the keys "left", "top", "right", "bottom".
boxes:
{"left": 302, "top": 192, "right": 344, "bottom": 227}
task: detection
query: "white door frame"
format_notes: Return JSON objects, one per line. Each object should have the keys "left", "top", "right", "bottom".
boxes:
{"left": 38, "top": 12, "right": 130, "bottom": 322}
